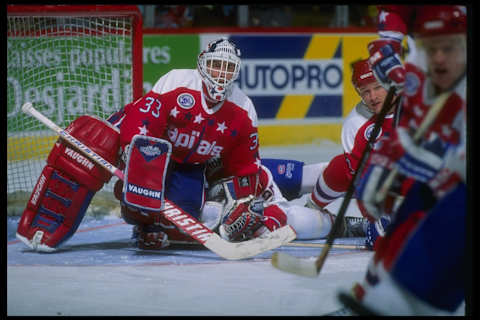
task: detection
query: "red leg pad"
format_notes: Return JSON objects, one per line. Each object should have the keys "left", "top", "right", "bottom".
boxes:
{"left": 16, "top": 115, "right": 120, "bottom": 251}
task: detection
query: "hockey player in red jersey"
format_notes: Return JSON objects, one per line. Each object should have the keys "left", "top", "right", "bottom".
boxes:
{"left": 107, "top": 37, "right": 277, "bottom": 249}
{"left": 214, "top": 59, "right": 398, "bottom": 245}
{"left": 308, "top": 59, "right": 396, "bottom": 208}
{"left": 339, "top": 5, "right": 467, "bottom": 315}
{"left": 300, "top": 58, "right": 397, "bottom": 245}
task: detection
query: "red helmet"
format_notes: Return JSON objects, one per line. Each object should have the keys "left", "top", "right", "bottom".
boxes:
{"left": 414, "top": 5, "right": 466, "bottom": 38}
{"left": 351, "top": 59, "right": 376, "bottom": 89}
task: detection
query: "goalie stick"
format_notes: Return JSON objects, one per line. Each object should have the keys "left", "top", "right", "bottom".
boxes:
{"left": 21, "top": 102, "right": 296, "bottom": 260}
{"left": 170, "top": 240, "right": 367, "bottom": 250}
{"left": 270, "top": 86, "right": 397, "bottom": 277}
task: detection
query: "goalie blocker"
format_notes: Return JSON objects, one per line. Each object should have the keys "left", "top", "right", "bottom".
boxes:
{"left": 16, "top": 115, "right": 120, "bottom": 252}
{"left": 122, "top": 134, "right": 171, "bottom": 212}
{"left": 114, "top": 135, "right": 190, "bottom": 248}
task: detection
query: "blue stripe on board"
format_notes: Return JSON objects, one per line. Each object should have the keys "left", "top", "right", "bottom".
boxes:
{"left": 229, "top": 35, "right": 312, "bottom": 59}
{"left": 250, "top": 95, "right": 342, "bottom": 119}
{"left": 250, "top": 96, "right": 284, "bottom": 119}
{"left": 306, "top": 95, "right": 342, "bottom": 117}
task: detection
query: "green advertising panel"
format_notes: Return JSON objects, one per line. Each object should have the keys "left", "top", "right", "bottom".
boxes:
{"left": 7, "top": 36, "right": 133, "bottom": 132}
{"left": 142, "top": 34, "right": 200, "bottom": 93}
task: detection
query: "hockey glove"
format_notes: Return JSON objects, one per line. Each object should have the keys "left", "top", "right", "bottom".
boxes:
{"left": 356, "top": 163, "right": 392, "bottom": 221}
{"left": 218, "top": 196, "right": 266, "bottom": 242}
{"left": 368, "top": 39, "right": 405, "bottom": 95}
{"left": 395, "top": 128, "right": 444, "bottom": 183}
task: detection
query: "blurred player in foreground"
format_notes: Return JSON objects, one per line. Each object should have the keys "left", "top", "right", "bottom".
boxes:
{"left": 211, "top": 58, "right": 398, "bottom": 246}
{"left": 339, "top": 5, "right": 467, "bottom": 315}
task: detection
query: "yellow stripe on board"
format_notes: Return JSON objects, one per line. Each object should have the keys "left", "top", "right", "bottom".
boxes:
{"left": 276, "top": 95, "right": 314, "bottom": 119}
{"left": 259, "top": 123, "right": 342, "bottom": 146}
{"left": 8, "top": 135, "right": 57, "bottom": 161}
{"left": 8, "top": 126, "right": 343, "bottom": 159}
{"left": 304, "top": 35, "right": 341, "bottom": 59}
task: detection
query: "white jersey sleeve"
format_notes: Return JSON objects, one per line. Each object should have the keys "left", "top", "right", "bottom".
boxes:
{"left": 259, "top": 165, "right": 333, "bottom": 239}
{"left": 151, "top": 69, "right": 202, "bottom": 95}
{"left": 341, "top": 102, "right": 373, "bottom": 153}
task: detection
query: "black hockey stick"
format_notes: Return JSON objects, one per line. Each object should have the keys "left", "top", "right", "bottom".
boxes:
{"left": 271, "top": 86, "right": 396, "bottom": 277}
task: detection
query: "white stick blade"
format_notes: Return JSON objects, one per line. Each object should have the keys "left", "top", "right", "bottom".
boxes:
{"left": 271, "top": 252, "right": 318, "bottom": 277}
{"left": 205, "top": 225, "right": 296, "bottom": 260}
{"left": 21, "top": 102, "right": 34, "bottom": 115}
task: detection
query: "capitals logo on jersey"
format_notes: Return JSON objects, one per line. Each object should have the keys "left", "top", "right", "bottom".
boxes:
{"left": 364, "top": 123, "right": 383, "bottom": 149}
{"left": 167, "top": 126, "right": 224, "bottom": 158}
{"left": 177, "top": 93, "right": 195, "bottom": 109}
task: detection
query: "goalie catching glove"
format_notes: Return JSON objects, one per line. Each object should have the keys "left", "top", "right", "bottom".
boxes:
{"left": 212, "top": 175, "right": 287, "bottom": 242}
{"left": 219, "top": 196, "right": 266, "bottom": 241}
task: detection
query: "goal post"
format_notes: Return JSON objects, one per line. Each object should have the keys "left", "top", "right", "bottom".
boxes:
{"left": 7, "top": 5, "right": 143, "bottom": 216}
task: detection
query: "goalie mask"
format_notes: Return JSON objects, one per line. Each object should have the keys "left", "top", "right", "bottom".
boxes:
{"left": 197, "top": 37, "right": 241, "bottom": 103}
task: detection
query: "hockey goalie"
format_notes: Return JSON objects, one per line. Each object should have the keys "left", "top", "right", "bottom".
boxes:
{"left": 16, "top": 37, "right": 286, "bottom": 252}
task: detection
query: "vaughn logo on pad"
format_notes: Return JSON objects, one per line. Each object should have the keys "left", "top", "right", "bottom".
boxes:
{"left": 124, "top": 135, "right": 172, "bottom": 211}
{"left": 126, "top": 183, "right": 162, "bottom": 200}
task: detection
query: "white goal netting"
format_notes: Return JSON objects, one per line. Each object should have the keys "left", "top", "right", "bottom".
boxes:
{"left": 7, "top": 6, "right": 142, "bottom": 216}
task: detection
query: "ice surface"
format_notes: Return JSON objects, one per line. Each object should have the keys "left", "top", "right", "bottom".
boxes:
{"left": 7, "top": 142, "right": 465, "bottom": 316}
{"left": 8, "top": 211, "right": 373, "bottom": 316}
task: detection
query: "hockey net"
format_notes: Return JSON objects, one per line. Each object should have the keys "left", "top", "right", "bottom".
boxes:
{"left": 7, "top": 5, "right": 143, "bottom": 216}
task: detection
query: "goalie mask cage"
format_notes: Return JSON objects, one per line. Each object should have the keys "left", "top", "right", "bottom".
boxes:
{"left": 7, "top": 5, "right": 143, "bottom": 216}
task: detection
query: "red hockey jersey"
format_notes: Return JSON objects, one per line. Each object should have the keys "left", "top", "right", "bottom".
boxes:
{"left": 118, "top": 69, "right": 261, "bottom": 178}
{"left": 311, "top": 102, "right": 395, "bottom": 207}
